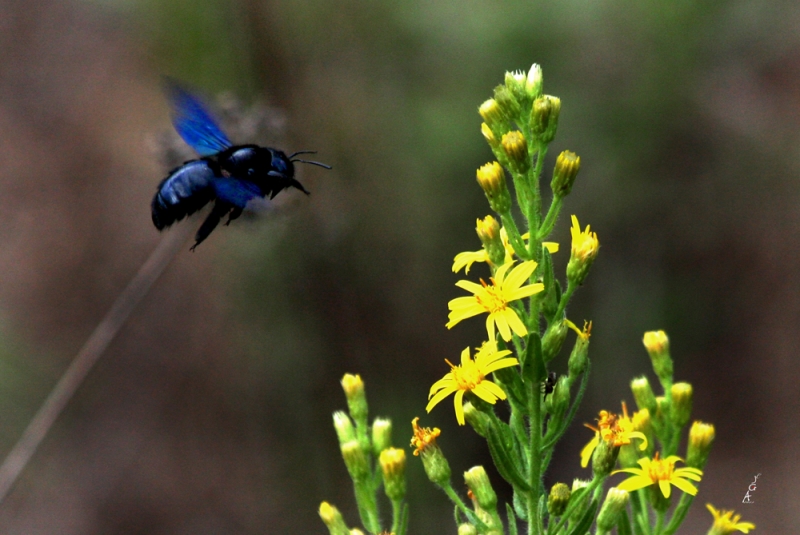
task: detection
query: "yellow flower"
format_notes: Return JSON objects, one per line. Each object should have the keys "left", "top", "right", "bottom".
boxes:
{"left": 452, "top": 228, "right": 558, "bottom": 274}
{"left": 706, "top": 504, "right": 755, "bottom": 534}
{"left": 410, "top": 417, "right": 441, "bottom": 456}
{"left": 613, "top": 453, "right": 703, "bottom": 498}
{"left": 580, "top": 403, "right": 648, "bottom": 467}
{"left": 447, "top": 260, "right": 543, "bottom": 341}
{"left": 569, "top": 214, "right": 599, "bottom": 262}
{"left": 426, "top": 342, "right": 518, "bottom": 425}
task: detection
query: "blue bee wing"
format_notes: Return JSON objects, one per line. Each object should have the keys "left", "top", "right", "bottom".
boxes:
{"left": 213, "top": 178, "right": 264, "bottom": 208}
{"left": 167, "top": 83, "right": 232, "bottom": 156}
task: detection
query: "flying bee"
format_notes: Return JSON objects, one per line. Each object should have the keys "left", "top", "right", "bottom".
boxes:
{"left": 151, "top": 84, "right": 330, "bottom": 250}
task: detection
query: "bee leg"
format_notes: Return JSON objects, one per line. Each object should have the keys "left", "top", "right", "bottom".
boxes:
{"left": 225, "top": 207, "right": 244, "bottom": 226}
{"left": 191, "top": 202, "right": 231, "bottom": 251}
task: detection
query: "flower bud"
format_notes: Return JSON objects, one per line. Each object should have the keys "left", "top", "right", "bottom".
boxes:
{"left": 458, "top": 524, "right": 478, "bottom": 535}
{"left": 670, "top": 382, "right": 693, "bottom": 428}
{"left": 476, "top": 162, "right": 512, "bottom": 214}
{"left": 379, "top": 447, "right": 407, "bottom": 501}
{"left": 371, "top": 417, "right": 392, "bottom": 457}
{"left": 341, "top": 374, "right": 368, "bottom": 426}
{"left": 493, "top": 84, "right": 521, "bottom": 122}
{"left": 531, "top": 95, "right": 561, "bottom": 143}
{"left": 592, "top": 439, "right": 619, "bottom": 478}
{"left": 479, "top": 99, "right": 507, "bottom": 132}
{"left": 642, "top": 331, "right": 673, "bottom": 383}
{"left": 525, "top": 63, "right": 543, "bottom": 98}
{"left": 475, "top": 216, "right": 505, "bottom": 266}
{"left": 420, "top": 444, "right": 451, "bottom": 486}
{"left": 350, "top": 530, "right": 364, "bottom": 535}
{"left": 632, "top": 409, "right": 654, "bottom": 456}
{"left": 567, "top": 215, "right": 599, "bottom": 286}
{"left": 567, "top": 320, "right": 591, "bottom": 380}
{"left": 319, "top": 502, "right": 350, "bottom": 535}
{"left": 333, "top": 411, "right": 356, "bottom": 445}
{"left": 462, "top": 402, "right": 491, "bottom": 437}
{"left": 551, "top": 150, "right": 580, "bottom": 197}
{"left": 630, "top": 376, "right": 657, "bottom": 414}
{"left": 340, "top": 440, "right": 370, "bottom": 481}
{"left": 505, "top": 69, "right": 527, "bottom": 102}
{"left": 501, "top": 131, "right": 530, "bottom": 173}
{"left": 686, "top": 421, "right": 715, "bottom": 470}
{"left": 547, "top": 482, "right": 571, "bottom": 517}
{"left": 596, "top": 488, "right": 630, "bottom": 531}
{"left": 464, "top": 466, "right": 498, "bottom": 511}
{"left": 481, "top": 122, "right": 500, "bottom": 151}
{"left": 655, "top": 396, "right": 669, "bottom": 422}
{"left": 542, "top": 319, "right": 568, "bottom": 363}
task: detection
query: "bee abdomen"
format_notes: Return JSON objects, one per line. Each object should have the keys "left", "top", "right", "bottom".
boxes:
{"left": 151, "top": 160, "right": 217, "bottom": 230}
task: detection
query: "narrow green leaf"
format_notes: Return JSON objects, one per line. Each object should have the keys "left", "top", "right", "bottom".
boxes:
{"left": 521, "top": 332, "right": 545, "bottom": 384}
{"left": 565, "top": 498, "right": 598, "bottom": 535}
{"left": 617, "top": 509, "right": 633, "bottom": 535}
{"left": 506, "top": 503, "right": 519, "bottom": 535}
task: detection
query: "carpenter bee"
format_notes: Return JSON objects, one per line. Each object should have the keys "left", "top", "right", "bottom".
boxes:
{"left": 151, "top": 84, "right": 330, "bottom": 250}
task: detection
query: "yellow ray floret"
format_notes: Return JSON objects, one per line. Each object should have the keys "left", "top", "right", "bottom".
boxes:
{"left": 580, "top": 403, "right": 648, "bottom": 467}
{"left": 426, "top": 342, "right": 518, "bottom": 425}
{"left": 706, "top": 503, "right": 755, "bottom": 534}
{"left": 452, "top": 228, "right": 558, "bottom": 274}
{"left": 612, "top": 453, "right": 703, "bottom": 498}
{"left": 447, "top": 260, "right": 543, "bottom": 341}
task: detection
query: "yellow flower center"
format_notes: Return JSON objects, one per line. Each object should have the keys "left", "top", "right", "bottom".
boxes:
{"left": 446, "top": 359, "right": 484, "bottom": 391}
{"left": 645, "top": 454, "right": 674, "bottom": 482}
{"left": 476, "top": 278, "right": 507, "bottom": 313}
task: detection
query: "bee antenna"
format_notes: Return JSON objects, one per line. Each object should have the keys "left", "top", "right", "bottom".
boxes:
{"left": 292, "top": 159, "right": 332, "bottom": 170}
{"left": 287, "top": 150, "right": 318, "bottom": 159}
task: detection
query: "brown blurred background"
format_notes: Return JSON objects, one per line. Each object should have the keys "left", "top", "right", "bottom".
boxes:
{"left": 0, "top": 0, "right": 797, "bottom": 533}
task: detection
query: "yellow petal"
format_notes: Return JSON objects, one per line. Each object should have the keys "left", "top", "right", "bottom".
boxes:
{"left": 503, "top": 260, "right": 537, "bottom": 291}
{"left": 544, "top": 242, "right": 559, "bottom": 253}
{"left": 659, "top": 480, "right": 672, "bottom": 499}
{"left": 503, "top": 308, "right": 529, "bottom": 338}
{"left": 616, "top": 475, "right": 654, "bottom": 493}
{"left": 479, "top": 379, "right": 507, "bottom": 400}
{"left": 580, "top": 435, "right": 599, "bottom": 468}
{"left": 471, "top": 384, "right": 500, "bottom": 404}
{"left": 459, "top": 347, "right": 471, "bottom": 366}
{"left": 453, "top": 250, "right": 488, "bottom": 273}
{"left": 505, "top": 282, "right": 544, "bottom": 301}
{"left": 454, "top": 390, "right": 466, "bottom": 425}
{"left": 482, "top": 357, "right": 519, "bottom": 375}
{"left": 493, "top": 261, "right": 515, "bottom": 284}
{"left": 454, "top": 280, "right": 485, "bottom": 294}
{"left": 486, "top": 314, "right": 497, "bottom": 342}
{"left": 493, "top": 312, "right": 513, "bottom": 341}
{"left": 426, "top": 386, "right": 457, "bottom": 413}
{"left": 428, "top": 375, "right": 455, "bottom": 396}
{"left": 669, "top": 477, "right": 698, "bottom": 496}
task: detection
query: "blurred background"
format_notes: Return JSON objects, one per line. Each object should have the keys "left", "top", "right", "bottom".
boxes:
{"left": 0, "top": 0, "right": 797, "bottom": 532}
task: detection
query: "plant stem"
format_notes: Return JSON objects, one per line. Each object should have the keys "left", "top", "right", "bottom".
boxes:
{"left": 527, "top": 379, "right": 542, "bottom": 535}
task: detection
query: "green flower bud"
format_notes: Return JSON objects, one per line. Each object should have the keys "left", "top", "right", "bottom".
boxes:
{"left": 462, "top": 402, "right": 491, "bottom": 437}
{"left": 525, "top": 63, "right": 543, "bottom": 98}
{"left": 686, "top": 421, "right": 715, "bottom": 470}
{"left": 501, "top": 131, "right": 530, "bottom": 173}
{"left": 464, "top": 466, "right": 498, "bottom": 511}
{"left": 596, "top": 488, "right": 630, "bottom": 531}
{"left": 475, "top": 215, "right": 505, "bottom": 266}
{"left": 505, "top": 69, "right": 527, "bottom": 103}
{"left": 571, "top": 478, "right": 590, "bottom": 493}
{"left": 479, "top": 99, "right": 507, "bottom": 132}
{"left": 420, "top": 444, "right": 452, "bottom": 486}
{"left": 481, "top": 122, "right": 501, "bottom": 151}
{"left": 670, "top": 382, "right": 693, "bottom": 428}
{"left": 340, "top": 440, "right": 370, "bottom": 481}
{"left": 567, "top": 321, "right": 591, "bottom": 380}
{"left": 319, "top": 502, "right": 350, "bottom": 535}
{"left": 333, "top": 411, "right": 356, "bottom": 445}
{"left": 642, "top": 331, "right": 673, "bottom": 383}
{"left": 458, "top": 524, "right": 478, "bottom": 535}
{"left": 547, "top": 482, "right": 571, "bottom": 517}
{"left": 551, "top": 150, "right": 580, "bottom": 197}
{"left": 655, "top": 396, "right": 669, "bottom": 422}
{"left": 592, "top": 439, "right": 619, "bottom": 478}
{"left": 371, "top": 417, "right": 392, "bottom": 457}
{"left": 476, "top": 162, "right": 512, "bottom": 214}
{"left": 531, "top": 95, "right": 561, "bottom": 143}
{"left": 379, "top": 447, "right": 407, "bottom": 501}
{"left": 493, "top": 84, "right": 521, "bottom": 122}
{"left": 542, "top": 320, "right": 568, "bottom": 363}
{"left": 341, "top": 374, "right": 368, "bottom": 426}
{"left": 630, "top": 376, "right": 658, "bottom": 414}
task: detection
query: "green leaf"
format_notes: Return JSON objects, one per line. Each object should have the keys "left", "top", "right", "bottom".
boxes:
{"left": 486, "top": 423, "right": 531, "bottom": 491}
{"left": 617, "top": 509, "right": 633, "bottom": 535}
{"left": 506, "top": 503, "right": 519, "bottom": 535}
{"left": 565, "top": 498, "right": 598, "bottom": 535}
{"left": 521, "top": 332, "right": 546, "bottom": 384}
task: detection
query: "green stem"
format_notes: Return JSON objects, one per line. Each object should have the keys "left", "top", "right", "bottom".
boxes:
{"left": 442, "top": 482, "right": 489, "bottom": 532}
{"left": 353, "top": 479, "right": 381, "bottom": 534}
{"left": 537, "top": 196, "right": 563, "bottom": 240}
{"left": 501, "top": 213, "right": 531, "bottom": 260}
{"left": 661, "top": 494, "right": 693, "bottom": 535}
{"left": 548, "top": 476, "right": 604, "bottom": 535}
{"left": 390, "top": 499, "right": 403, "bottom": 535}
{"left": 527, "top": 379, "right": 543, "bottom": 535}
{"left": 552, "top": 283, "right": 576, "bottom": 325}
{"left": 654, "top": 510, "right": 665, "bottom": 535}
